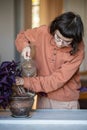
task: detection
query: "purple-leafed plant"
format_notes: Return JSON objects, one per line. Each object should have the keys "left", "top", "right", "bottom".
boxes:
{"left": 0, "top": 60, "right": 21, "bottom": 109}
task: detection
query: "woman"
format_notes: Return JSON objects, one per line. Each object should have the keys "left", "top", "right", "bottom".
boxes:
{"left": 15, "top": 12, "right": 85, "bottom": 109}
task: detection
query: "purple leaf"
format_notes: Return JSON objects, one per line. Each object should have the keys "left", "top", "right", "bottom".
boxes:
{"left": 0, "top": 60, "right": 21, "bottom": 109}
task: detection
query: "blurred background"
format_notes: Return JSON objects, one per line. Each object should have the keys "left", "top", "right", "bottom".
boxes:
{"left": 0, "top": 0, "right": 87, "bottom": 109}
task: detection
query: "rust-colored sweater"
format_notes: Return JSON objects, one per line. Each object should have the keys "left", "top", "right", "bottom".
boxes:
{"left": 15, "top": 25, "right": 85, "bottom": 101}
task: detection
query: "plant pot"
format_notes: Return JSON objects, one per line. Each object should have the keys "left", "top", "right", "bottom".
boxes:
{"left": 9, "top": 96, "right": 34, "bottom": 118}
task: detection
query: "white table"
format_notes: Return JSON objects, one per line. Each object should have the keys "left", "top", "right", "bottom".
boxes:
{"left": 0, "top": 109, "right": 87, "bottom": 130}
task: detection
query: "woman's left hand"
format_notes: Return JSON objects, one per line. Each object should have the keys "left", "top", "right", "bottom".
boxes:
{"left": 16, "top": 77, "right": 24, "bottom": 86}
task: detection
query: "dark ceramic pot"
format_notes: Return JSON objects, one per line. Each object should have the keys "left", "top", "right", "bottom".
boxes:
{"left": 9, "top": 96, "right": 34, "bottom": 117}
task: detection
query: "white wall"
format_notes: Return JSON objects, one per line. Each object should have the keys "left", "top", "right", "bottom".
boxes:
{"left": 63, "top": 0, "right": 87, "bottom": 71}
{"left": 0, "top": 0, "right": 24, "bottom": 62}
{"left": 0, "top": 0, "right": 15, "bottom": 62}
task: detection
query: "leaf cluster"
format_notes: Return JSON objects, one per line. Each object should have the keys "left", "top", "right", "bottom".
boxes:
{"left": 0, "top": 60, "right": 21, "bottom": 109}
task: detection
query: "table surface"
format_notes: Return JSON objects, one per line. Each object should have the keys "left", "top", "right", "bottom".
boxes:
{"left": 0, "top": 109, "right": 87, "bottom": 130}
{"left": 0, "top": 109, "right": 87, "bottom": 122}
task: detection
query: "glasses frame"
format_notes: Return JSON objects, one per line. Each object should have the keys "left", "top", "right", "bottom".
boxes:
{"left": 54, "top": 33, "right": 73, "bottom": 47}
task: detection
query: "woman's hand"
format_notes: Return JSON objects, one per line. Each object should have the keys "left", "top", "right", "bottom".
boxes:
{"left": 21, "top": 46, "right": 31, "bottom": 60}
{"left": 16, "top": 77, "right": 24, "bottom": 86}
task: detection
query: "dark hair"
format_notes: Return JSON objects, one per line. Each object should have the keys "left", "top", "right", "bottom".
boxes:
{"left": 50, "top": 12, "right": 84, "bottom": 55}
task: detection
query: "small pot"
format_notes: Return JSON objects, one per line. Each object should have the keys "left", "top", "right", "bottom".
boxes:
{"left": 9, "top": 96, "right": 34, "bottom": 117}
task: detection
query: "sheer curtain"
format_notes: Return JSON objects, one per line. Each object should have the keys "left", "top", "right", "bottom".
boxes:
{"left": 24, "top": 0, "right": 32, "bottom": 29}
{"left": 39, "top": 0, "right": 63, "bottom": 25}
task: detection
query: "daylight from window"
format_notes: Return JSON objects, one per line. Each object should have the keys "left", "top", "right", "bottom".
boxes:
{"left": 32, "top": 0, "right": 40, "bottom": 28}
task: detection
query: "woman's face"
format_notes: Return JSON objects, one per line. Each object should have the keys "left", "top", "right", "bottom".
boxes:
{"left": 54, "top": 30, "right": 73, "bottom": 48}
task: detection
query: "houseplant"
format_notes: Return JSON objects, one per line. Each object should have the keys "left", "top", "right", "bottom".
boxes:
{"left": 0, "top": 60, "right": 35, "bottom": 117}
{"left": 0, "top": 60, "right": 21, "bottom": 108}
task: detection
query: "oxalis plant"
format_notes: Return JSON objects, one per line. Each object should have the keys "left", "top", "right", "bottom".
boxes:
{"left": 0, "top": 60, "right": 21, "bottom": 109}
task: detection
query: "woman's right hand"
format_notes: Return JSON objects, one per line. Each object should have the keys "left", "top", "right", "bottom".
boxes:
{"left": 21, "top": 46, "right": 31, "bottom": 60}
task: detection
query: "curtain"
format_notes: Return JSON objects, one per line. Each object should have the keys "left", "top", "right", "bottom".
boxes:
{"left": 24, "top": 0, "right": 32, "bottom": 29}
{"left": 40, "top": 0, "right": 63, "bottom": 25}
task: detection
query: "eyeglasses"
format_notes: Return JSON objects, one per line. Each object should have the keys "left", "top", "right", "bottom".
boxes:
{"left": 54, "top": 33, "right": 72, "bottom": 47}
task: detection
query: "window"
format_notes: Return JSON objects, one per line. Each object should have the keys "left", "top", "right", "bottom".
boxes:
{"left": 32, "top": 0, "right": 40, "bottom": 28}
